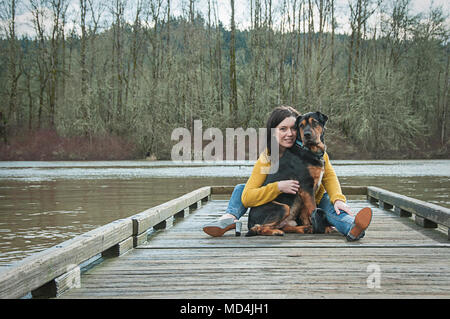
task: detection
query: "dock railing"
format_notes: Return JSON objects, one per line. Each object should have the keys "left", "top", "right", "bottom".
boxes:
{"left": 366, "top": 186, "right": 450, "bottom": 233}
{"left": 0, "top": 185, "right": 449, "bottom": 299}
{"left": 0, "top": 186, "right": 211, "bottom": 299}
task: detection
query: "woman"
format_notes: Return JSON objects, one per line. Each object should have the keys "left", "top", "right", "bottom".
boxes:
{"left": 202, "top": 106, "right": 372, "bottom": 241}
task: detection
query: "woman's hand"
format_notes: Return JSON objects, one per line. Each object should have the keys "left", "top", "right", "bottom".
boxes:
{"left": 277, "top": 180, "right": 300, "bottom": 194}
{"left": 334, "top": 200, "right": 353, "bottom": 215}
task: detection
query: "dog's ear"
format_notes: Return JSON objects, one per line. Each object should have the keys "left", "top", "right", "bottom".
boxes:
{"left": 295, "top": 114, "right": 303, "bottom": 129}
{"left": 315, "top": 111, "right": 328, "bottom": 143}
{"left": 315, "top": 111, "right": 328, "bottom": 126}
{"left": 295, "top": 115, "right": 303, "bottom": 142}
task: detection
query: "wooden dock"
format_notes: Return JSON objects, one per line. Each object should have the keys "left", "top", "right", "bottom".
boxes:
{"left": 1, "top": 186, "right": 449, "bottom": 299}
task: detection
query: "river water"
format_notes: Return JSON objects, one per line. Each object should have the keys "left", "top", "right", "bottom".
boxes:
{"left": 0, "top": 160, "right": 449, "bottom": 266}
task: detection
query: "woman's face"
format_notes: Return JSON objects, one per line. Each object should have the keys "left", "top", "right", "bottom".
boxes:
{"left": 275, "top": 116, "right": 297, "bottom": 150}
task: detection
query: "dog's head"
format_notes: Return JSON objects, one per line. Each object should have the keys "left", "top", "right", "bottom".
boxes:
{"left": 295, "top": 111, "right": 328, "bottom": 153}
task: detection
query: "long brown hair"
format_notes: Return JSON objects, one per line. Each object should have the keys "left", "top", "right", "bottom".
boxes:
{"left": 266, "top": 106, "right": 300, "bottom": 155}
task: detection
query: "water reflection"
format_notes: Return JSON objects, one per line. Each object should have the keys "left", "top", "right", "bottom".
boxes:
{"left": 0, "top": 160, "right": 449, "bottom": 181}
{"left": 0, "top": 176, "right": 248, "bottom": 265}
{"left": 0, "top": 160, "right": 449, "bottom": 266}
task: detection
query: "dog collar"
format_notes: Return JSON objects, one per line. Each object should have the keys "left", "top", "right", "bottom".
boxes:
{"left": 295, "top": 139, "right": 325, "bottom": 160}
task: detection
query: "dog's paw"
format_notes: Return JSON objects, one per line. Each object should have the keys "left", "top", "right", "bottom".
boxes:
{"left": 273, "top": 229, "right": 285, "bottom": 236}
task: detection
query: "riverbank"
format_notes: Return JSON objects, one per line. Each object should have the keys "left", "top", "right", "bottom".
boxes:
{"left": 324, "top": 128, "right": 450, "bottom": 160}
{"left": 0, "top": 129, "right": 138, "bottom": 161}
{"left": 0, "top": 128, "right": 448, "bottom": 161}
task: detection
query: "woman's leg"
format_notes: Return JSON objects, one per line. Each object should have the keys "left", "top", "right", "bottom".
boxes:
{"left": 318, "top": 193, "right": 366, "bottom": 240}
{"left": 221, "top": 183, "right": 248, "bottom": 220}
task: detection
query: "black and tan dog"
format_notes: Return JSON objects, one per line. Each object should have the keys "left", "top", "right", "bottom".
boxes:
{"left": 246, "top": 111, "right": 332, "bottom": 236}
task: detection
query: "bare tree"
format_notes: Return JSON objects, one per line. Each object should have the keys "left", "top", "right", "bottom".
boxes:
{"left": 29, "top": 0, "right": 49, "bottom": 128}
{"left": 346, "top": 0, "right": 379, "bottom": 92}
{"left": 229, "top": 0, "right": 238, "bottom": 120}
{"left": 80, "top": 0, "right": 88, "bottom": 128}
{"left": 1, "top": 0, "right": 22, "bottom": 126}
{"left": 440, "top": 52, "right": 449, "bottom": 147}
{"left": 110, "top": 0, "right": 125, "bottom": 128}
{"left": 48, "top": 0, "right": 68, "bottom": 127}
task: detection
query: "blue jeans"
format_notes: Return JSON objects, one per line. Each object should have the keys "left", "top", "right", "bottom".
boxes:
{"left": 318, "top": 193, "right": 364, "bottom": 239}
{"left": 226, "top": 184, "right": 248, "bottom": 219}
{"left": 226, "top": 184, "right": 363, "bottom": 239}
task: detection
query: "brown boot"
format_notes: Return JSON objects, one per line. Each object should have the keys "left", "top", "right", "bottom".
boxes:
{"left": 346, "top": 207, "right": 372, "bottom": 241}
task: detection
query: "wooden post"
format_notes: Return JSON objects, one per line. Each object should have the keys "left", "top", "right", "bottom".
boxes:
{"left": 415, "top": 216, "right": 438, "bottom": 229}
{"left": 394, "top": 206, "right": 412, "bottom": 217}
{"left": 379, "top": 201, "right": 393, "bottom": 210}
{"left": 131, "top": 187, "right": 211, "bottom": 237}
{"left": 102, "top": 237, "right": 134, "bottom": 257}
{"left": 133, "top": 231, "right": 148, "bottom": 247}
{"left": 367, "top": 186, "right": 450, "bottom": 235}
{"left": 31, "top": 266, "right": 81, "bottom": 298}
{"left": 367, "top": 195, "right": 378, "bottom": 205}
{"left": 154, "top": 216, "right": 174, "bottom": 230}
{"left": 175, "top": 207, "right": 190, "bottom": 218}
{"left": 190, "top": 200, "right": 202, "bottom": 211}
{"left": 202, "top": 195, "right": 211, "bottom": 203}
{"left": 130, "top": 187, "right": 211, "bottom": 247}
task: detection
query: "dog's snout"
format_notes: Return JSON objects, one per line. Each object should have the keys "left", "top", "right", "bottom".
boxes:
{"left": 304, "top": 130, "right": 312, "bottom": 138}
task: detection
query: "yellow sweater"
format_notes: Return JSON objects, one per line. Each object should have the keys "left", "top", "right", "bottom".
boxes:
{"left": 241, "top": 150, "right": 346, "bottom": 208}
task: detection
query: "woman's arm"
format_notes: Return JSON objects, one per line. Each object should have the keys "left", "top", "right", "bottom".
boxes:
{"left": 241, "top": 152, "right": 282, "bottom": 208}
{"left": 322, "top": 152, "right": 346, "bottom": 204}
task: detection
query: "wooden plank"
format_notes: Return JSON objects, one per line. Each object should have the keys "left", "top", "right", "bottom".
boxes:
{"left": 59, "top": 246, "right": 450, "bottom": 299}
{"left": 367, "top": 186, "right": 450, "bottom": 228}
{"left": 0, "top": 218, "right": 133, "bottom": 299}
{"left": 131, "top": 187, "right": 211, "bottom": 236}
{"left": 4, "top": 185, "right": 444, "bottom": 300}
{"left": 58, "top": 198, "right": 450, "bottom": 299}
{"left": 140, "top": 199, "right": 449, "bottom": 249}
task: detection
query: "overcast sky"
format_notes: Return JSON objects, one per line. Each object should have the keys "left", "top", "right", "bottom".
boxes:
{"left": 9, "top": 0, "right": 450, "bottom": 37}
{"left": 207, "top": 0, "right": 449, "bottom": 33}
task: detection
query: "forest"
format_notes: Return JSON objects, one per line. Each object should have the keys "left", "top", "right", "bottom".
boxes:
{"left": 0, "top": 0, "right": 448, "bottom": 160}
